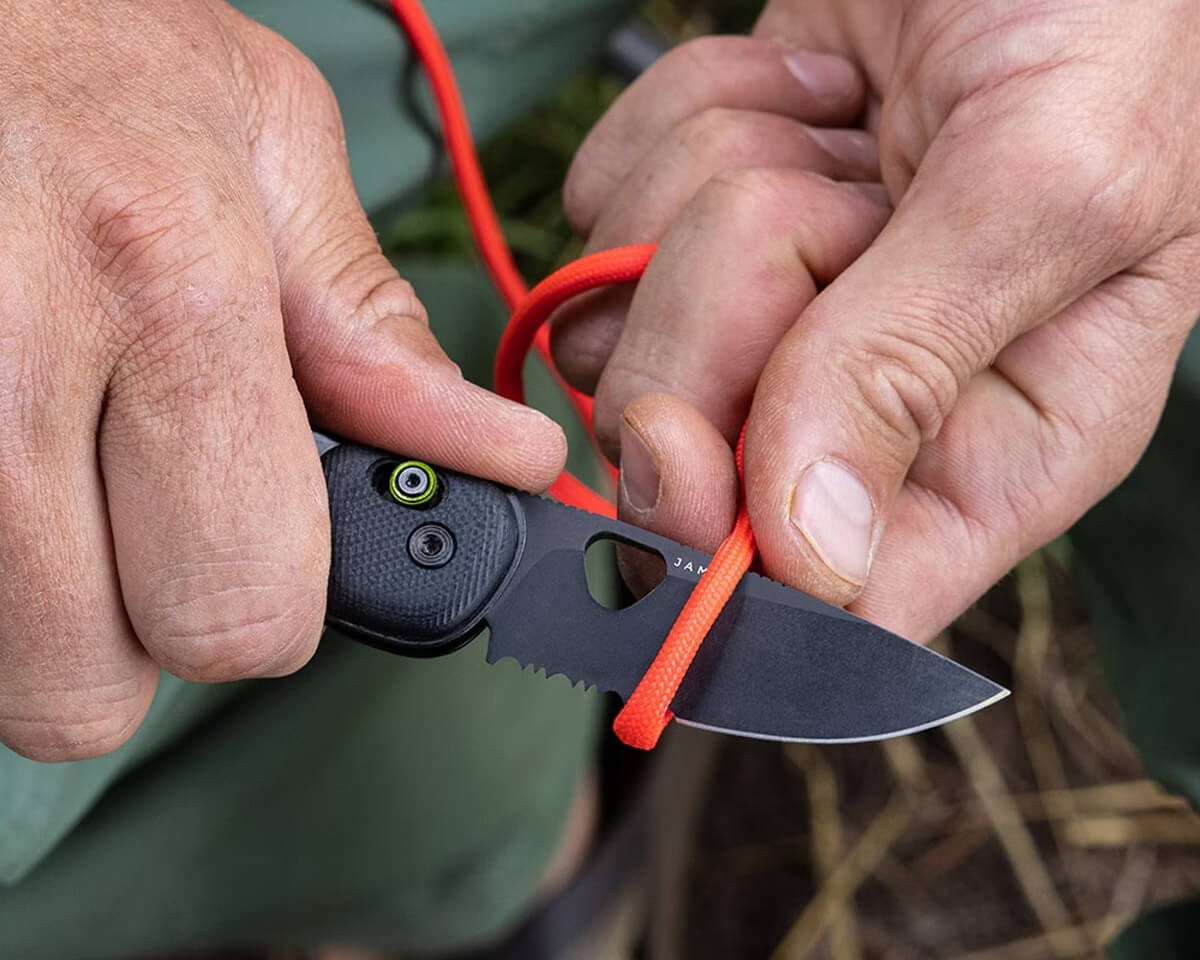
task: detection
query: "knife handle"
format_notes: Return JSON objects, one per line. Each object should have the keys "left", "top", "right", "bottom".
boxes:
{"left": 321, "top": 441, "right": 526, "bottom": 657}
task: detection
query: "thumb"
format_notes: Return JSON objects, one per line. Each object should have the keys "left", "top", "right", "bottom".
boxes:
{"left": 242, "top": 40, "right": 566, "bottom": 493}
{"left": 744, "top": 111, "right": 1160, "bottom": 604}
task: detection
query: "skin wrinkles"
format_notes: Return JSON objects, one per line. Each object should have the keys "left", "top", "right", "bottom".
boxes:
{"left": 0, "top": 0, "right": 567, "bottom": 761}
{"left": 554, "top": 0, "right": 1200, "bottom": 642}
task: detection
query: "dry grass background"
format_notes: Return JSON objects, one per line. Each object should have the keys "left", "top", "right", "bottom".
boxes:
{"left": 657, "top": 552, "right": 1200, "bottom": 959}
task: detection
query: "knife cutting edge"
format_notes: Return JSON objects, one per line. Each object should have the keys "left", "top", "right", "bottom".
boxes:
{"left": 318, "top": 434, "right": 1008, "bottom": 744}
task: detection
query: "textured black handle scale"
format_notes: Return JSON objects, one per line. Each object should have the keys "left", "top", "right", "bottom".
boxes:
{"left": 322, "top": 442, "right": 525, "bottom": 656}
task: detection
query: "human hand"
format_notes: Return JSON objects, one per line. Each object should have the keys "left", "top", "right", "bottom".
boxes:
{"left": 0, "top": 0, "right": 565, "bottom": 761}
{"left": 551, "top": 33, "right": 890, "bottom": 588}
{"left": 554, "top": 0, "right": 1200, "bottom": 640}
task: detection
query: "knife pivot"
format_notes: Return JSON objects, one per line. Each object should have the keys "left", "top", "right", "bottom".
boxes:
{"left": 323, "top": 441, "right": 526, "bottom": 657}
{"left": 408, "top": 523, "right": 455, "bottom": 568}
{"left": 388, "top": 460, "right": 440, "bottom": 507}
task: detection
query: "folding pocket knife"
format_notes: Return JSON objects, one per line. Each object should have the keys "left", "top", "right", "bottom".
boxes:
{"left": 319, "top": 435, "right": 1008, "bottom": 743}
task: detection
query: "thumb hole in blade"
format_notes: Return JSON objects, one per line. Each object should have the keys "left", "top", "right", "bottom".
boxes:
{"left": 583, "top": 537, "right": 667, "bottom": 609}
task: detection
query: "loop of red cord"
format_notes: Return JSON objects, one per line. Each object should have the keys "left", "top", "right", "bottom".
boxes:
{"left": 391, "top": 0, "right": 757, "bottom": 749}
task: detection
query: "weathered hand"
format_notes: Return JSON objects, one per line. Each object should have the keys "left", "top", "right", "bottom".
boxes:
{"left": 0, "top": 0, "right": 565, "bottom": 761}
{"left": 555, "top": 0, "right": 1200, "bottom": 640}
{"left": 551, "top": 34, "right": 889, "bottom": 572}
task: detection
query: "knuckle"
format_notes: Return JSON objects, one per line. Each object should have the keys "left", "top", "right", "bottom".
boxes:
{"left": 946, "top": 99, "right": 1155, "bottom": 256}
{"left": 274, "top": 39, "right": 336, "bottom": 103}
{"left": 702, "top": 167, "right": 785, "bottom": 221}
{"left": 288, "top": 251, "right": 437, "bottom": 381}
{"left": 141, "top": 572, "right": 325, "bottom": 682}
{"left": 1025, "top": 122, "right": 1145, "bottom": 236}
{"left": 0, "top": 667, "right": 151, "bottom": 762}
{"left": 672, "top": 34, "right": 738, "bottom": 80}
{"left": 269, "top": 37, "right": 344, "bottom": 129}
{"left": 233, "top": 19, "right": 343, "bottom": 136}
{"left": 83, "top": 173, "right": 215, "bottom": 276}
{"left": 563, "top": 35, "right": 751, "bottom": 233}
{"left": 80, "top": 172, "right": 270, "bottom": 329}
{"left": 133, "top": 502, "right": 329, "bottom": 682}
{"left": 676, "top": 108, "right": 759, "bottom": 167}
{"left": 327, "top": 248, "right": 426, "bottom": 330}
{"left": 843, "top": 324, "right": 968, "bottom": 454}
{"left": 700, "top": 167, "right": 831, "bottom": 234}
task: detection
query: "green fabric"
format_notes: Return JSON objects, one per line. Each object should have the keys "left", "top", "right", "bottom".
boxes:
{"left": 0, "top": 678, "right": 246, "bottom": 886}
{"left": 234, "top": 0, "right": 631, "bottom": 214}
{"left": 0, "top": 0, "right": 628, "bottom": 955}
{"left": 1106, "top": 900, "right": 1200, "bottom": 959}
{"left": 0, "top": 633, "right": 598, "bottom": 959}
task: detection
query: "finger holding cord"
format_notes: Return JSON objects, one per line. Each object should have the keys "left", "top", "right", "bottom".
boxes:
{"left": 615, "top": 392, "right": 740, "bottom": 596}
{"left": 552, "top": 109, "right": 880, "bottom": 394}
{"left": 564, "top": 168, "right": 887, "bottom": 582}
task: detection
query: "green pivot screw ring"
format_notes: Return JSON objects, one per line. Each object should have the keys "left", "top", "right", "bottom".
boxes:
{"left": 388, "top": 460, "right": 439, "bottom": 506}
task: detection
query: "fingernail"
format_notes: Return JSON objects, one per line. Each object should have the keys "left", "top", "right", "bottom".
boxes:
{"left": 619, "top": 421, "right": 660, "bottom": 514}
{"left": 790, "top": 460, "right": 874, "bottom": 585}
{"left": 782, "top": 51, "right": 858, "bottom": 104}
{"left": 804, "top": 126, "right": 878, "bottom": 172}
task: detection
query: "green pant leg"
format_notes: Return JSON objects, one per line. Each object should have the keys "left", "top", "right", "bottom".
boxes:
{"left": 0, "top": 0, "right": 632, "bottom": 954}
{"left": 0, "top": 258, "right": 606, "bottom": 960}
{"left": 0, "top": 638, "right": 599, "bottom": 958}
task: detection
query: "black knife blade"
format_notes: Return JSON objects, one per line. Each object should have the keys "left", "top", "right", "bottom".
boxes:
{"left": 321, "top": 438, "right": 1008, "bottom": 742}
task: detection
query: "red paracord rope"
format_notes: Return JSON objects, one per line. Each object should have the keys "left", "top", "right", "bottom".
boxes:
{"left": 391, "top": 0, "right": 757, "bottom": 749}
{"left": 494, "top": 245, "right": 656, "bottom": 405}
{"left": 389, "top": 0, "right": 613, "bottom": 516}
